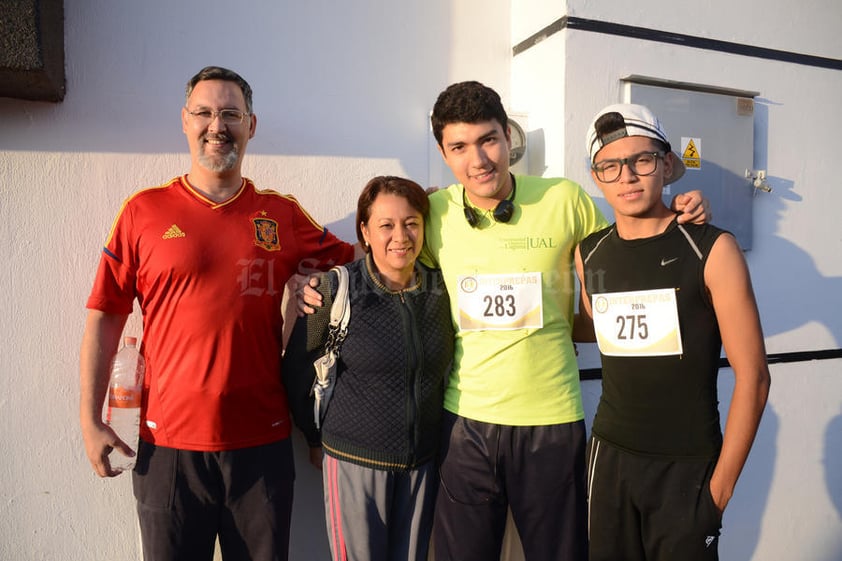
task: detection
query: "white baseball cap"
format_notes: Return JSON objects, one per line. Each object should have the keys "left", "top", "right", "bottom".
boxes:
{"left": 586, "top": 103, "right": 686, "bottom": 184}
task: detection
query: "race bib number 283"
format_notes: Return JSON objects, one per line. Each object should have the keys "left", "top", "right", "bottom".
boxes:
{"left": 457, "top": 272, "right": 543, "bottom": 331}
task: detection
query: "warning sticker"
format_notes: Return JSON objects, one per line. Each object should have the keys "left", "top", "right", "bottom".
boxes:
{"left": 681, "top": 137, "right": 701, "bottom": 169}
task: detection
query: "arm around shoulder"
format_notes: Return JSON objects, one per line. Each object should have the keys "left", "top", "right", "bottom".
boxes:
{"left": 282, "top": 271, "right": 336, "bottom": 447}
{"left": 572, "top": 245, "right": 597, "bottom": 343}
{"left": 671, "top": 190, "right": 710, "bottom": 225}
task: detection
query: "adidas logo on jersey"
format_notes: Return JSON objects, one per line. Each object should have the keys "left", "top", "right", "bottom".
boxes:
{"left": 162, "top": 224, "right": 186, "bottom": 239}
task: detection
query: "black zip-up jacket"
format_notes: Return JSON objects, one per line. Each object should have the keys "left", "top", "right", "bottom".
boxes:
{"left": 283, "top": 255, "right": 454, "bottom": 471}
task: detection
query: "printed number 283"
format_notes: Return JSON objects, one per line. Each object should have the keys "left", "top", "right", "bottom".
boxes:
{"left": 483, "top": 295, "right": 516, "bottom": 317}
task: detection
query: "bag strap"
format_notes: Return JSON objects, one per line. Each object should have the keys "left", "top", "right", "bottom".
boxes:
{"left": 324, "top": 265, "right": 350, "bottom": 354}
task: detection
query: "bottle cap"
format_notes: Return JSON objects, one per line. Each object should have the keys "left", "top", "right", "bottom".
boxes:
{"left": 124, "top": 336, "right": 138, "bottom": 346}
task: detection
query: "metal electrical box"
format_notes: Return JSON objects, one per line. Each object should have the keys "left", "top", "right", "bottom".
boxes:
{"left": 623, "top": 77, "right": 760, "bottom": 249}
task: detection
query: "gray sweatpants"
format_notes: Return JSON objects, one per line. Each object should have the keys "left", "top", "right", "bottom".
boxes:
{"left": 322, "top": 454, "right": 437, "bottom": 561}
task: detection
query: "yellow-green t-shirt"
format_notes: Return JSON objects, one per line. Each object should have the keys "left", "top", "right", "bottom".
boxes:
{"left": 423, "top": 175, "right": 608, "bottom": 425}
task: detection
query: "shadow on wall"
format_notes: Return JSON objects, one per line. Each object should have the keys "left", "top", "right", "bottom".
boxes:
{"left": 749, "top": 172, "right": 842, "bottom": 347}
{"left": 824, "top": 407, "right": 842, "bottom": 561}
{"left": 826, "top": 407, "right": 842, "bottom": 517}
{"left": 719, "top": 399, "right": 778, "bottom": 560}
{"left": 323, "top": 212, "right": 359, "bottom": 246}
{"left": 750, "top": 99, "right": 841, "bottom": 348}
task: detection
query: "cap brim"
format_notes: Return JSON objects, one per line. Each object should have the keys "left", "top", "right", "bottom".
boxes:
{"left": 666, "top": 151, "right": 686, "bottom": 185}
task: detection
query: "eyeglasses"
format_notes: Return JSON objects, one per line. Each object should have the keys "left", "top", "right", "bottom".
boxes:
{"left": 592, "top": 151, "right": 664, "bottom": 183}
{"left": 186, "top": 108, "right": 250, "bottom": 126}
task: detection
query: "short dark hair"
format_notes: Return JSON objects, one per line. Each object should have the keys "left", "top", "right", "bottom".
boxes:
{"left": 185, "top": 66, "right": 254, "bottom": 114}
{"left": 430, "top": 81, "right": 508, "bottom": 147}
{"left": 356, "top": 176, "right": 429, "bottom": 250}
{"left": 593, "top": 111, "right": 671, "bottom": 157}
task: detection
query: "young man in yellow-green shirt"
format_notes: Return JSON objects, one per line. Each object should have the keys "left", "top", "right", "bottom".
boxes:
{"left": 426, "top": 81, "right": 707, "bottom": 561}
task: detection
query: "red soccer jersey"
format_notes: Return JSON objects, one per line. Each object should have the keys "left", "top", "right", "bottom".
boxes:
{"left": 87, "top": 176, "right": 355, "bottom": 451}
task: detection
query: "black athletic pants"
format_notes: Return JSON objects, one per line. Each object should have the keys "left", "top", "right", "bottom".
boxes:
{"left": 132, "top": 438, "right": 295, "bottom": 561}
{"left": 433, "top": 411, "right": 588, "bottom": 561}
{"left": 587, "top": 435, "right": 722, "bottom": 561}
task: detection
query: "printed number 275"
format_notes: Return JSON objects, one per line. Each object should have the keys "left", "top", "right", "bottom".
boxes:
{"left": 616, "top": 315, "right": 648, "bottom": 340}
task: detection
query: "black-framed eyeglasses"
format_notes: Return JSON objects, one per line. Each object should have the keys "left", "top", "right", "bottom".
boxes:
{"left": 592, "top": 151, "right": 664, "bottom": 183}
{"left": 186, "top": 108, "right": 250, "bottom": 126}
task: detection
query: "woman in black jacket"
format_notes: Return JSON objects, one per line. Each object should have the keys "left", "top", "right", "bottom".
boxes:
{"left": 284, "top": 176, "right": 454, "bottom": 561}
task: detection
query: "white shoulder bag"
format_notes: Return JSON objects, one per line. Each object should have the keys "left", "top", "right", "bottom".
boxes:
{"left": 311, "top": 265, "right": 350, "bottom": 429}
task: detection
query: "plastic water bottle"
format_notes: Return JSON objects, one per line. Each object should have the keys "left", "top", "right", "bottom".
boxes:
{"left": 105, "top": 336, "right": 145, "bottom": 473}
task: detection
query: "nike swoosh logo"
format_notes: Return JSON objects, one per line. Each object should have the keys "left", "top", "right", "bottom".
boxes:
{"left": 660, "top": 257, "right": 679, "bottom": 266}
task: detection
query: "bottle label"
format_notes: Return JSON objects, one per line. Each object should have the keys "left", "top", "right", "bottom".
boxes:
{"left": 108, "top": 386, "right": 142, "bottom": 408}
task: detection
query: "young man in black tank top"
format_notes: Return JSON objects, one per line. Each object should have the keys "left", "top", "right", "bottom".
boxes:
{"left": 574, "top": 103, "right": 770, "bottom": 561}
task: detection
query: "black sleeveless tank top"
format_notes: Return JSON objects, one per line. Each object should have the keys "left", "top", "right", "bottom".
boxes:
{"left": 580, "top": 219, "right": 726, "bottom": 458}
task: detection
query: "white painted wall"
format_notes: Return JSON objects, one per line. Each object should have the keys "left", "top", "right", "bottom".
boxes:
{"left": 0, "top": 2, "right": 510, "bottom": 560}
{"left": 1, "top": 1, "right": 840, "bottom": 560}
{"left": 513, "top": 2, "right": 842, "bottom": 560}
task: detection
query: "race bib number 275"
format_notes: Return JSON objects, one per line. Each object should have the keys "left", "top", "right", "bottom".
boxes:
{"left": 591, "top": 288, "right": 683, "bottom": 356}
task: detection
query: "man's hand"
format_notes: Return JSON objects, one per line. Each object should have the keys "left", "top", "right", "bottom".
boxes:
{"left": 81, "top": 421, "right": 134, "bottom": 478}
{"left": 309, "top": 446, "right": 324, "bottom": 470}
{"left": 671, "top": 190, "right": 711, "bottom": 225}
{"left": 294, "top": 274, "right": 324, "bottom": 316}
{"left": 709, "top": 475, "right": 732, "bottom": 516}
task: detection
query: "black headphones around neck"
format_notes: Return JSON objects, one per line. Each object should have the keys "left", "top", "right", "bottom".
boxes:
{"left": 463, "top": 174, "right": 517, "bottom": 228}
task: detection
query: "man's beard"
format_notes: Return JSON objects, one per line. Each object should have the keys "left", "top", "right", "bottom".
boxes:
{"left": 198, "top": 136, "right": 240, "bottom": 172}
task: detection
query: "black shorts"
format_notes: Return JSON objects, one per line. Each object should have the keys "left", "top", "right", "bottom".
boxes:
{"left": 587, "top": 435, "right": 722, "bottom": 561}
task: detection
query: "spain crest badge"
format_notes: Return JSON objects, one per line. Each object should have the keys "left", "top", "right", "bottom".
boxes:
{"left": 251, "top": 213, "right": 281, "bottom": 251}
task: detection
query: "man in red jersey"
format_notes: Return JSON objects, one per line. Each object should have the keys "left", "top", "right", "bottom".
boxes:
{"left": 80, "top": 66, "right": 357, "bottom": 561}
